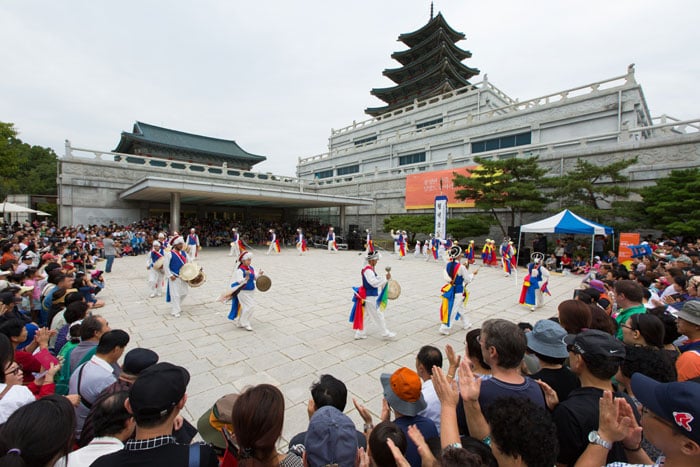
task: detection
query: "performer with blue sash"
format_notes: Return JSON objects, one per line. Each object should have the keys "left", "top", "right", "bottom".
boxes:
{"left": 227, "top": 251, "right": 263, "bottom": 331}
{"left": 295, "top": 228, "right": 307, "bottom": 255}
{"left": 349, "top": 251, "right": 396, "bottom": 340}
{"left": 185, "top": 228, "right": 200, "bottom": 261}
{"left": 163, "top": 235, "right": 189, "bottom": 318}
{"left": 327, "top": 227, "right": 338, "bottom": 253}
{"left": 520, "top": 252, "right": 551, "bottom": 311}
{"left": 146, "top": 240, "right": 165, "bottom": 298}
{"left": 229, "top": 228, "right": 245, "bottom": 258}
{"left": 439, "top": 246, "right": 476, "bottom": 335}
{"left": 266, "top": 229, "right": 280, "bottom": 255}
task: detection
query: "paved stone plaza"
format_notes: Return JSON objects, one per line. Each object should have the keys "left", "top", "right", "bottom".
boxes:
{"left": 100, "top": 246, "right": 582, "bottom": 445}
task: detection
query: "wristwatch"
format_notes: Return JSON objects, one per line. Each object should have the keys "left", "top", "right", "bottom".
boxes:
{"left": 588, "top": 430, "right": 612, "bottom": 449}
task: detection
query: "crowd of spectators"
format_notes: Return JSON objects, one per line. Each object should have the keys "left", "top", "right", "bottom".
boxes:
{"left": 0, "top": 219, "right": 699, "bottom": 466}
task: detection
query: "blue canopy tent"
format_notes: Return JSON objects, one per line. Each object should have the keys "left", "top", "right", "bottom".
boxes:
{"left": 517, "top": 209, "right": 615, "bottom": 265}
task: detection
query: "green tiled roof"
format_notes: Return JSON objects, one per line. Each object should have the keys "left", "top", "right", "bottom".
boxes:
{"left": 114, "top": 122, "right": 266, "bottom": 164}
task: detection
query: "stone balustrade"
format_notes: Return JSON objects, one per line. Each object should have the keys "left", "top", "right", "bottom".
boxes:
{"left": 302, "top": 117, "right": 700, "bottom": 187}
{"left": 299, "top": 72, "right": 642, "bottom": 166}
{"left": 64, "top": 144, "right": 304, "bottom": 186}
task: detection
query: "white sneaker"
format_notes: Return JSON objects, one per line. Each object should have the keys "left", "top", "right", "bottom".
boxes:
{"left": 530, "top": 306, "right": 536, "bottom": 312}
{"left": 354, "top": 331, "right": 367, "bottom": 340}
{"left": 244, "top": 325, "right": 253, "bottom": 331}
{"left": 233, "top": 320, "right": 242, "bottom": 328}
{"left": 171, "top": 312, "right": 181, "bottom": 318}
{"left": 462, "top": 321, "right": 473, "bottom": 330}
{"left": 439, "top": 325, "right": 450, "bottom": 335}
{"left": 382, "top": 331, "right": 396, "bottom": 339}
{"left": 149, "top": 293, "right": 156, "bottom": 298}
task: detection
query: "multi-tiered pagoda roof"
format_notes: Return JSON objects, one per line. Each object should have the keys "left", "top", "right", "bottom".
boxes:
{"left": 366, "top": 12, "right": 480, "bottom": 117}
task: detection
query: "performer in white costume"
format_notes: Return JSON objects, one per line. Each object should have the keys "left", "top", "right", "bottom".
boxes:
{"left": 229, "top": 228, "right": 244, "bottom": 257}
{"left": 327, "top": 227, "right": 338, "bottom": 253}
{"left": 185, "top": 228, "right": 200, "bottom": 261}
{"left": 146, "top": 240, "right": 165, "bottom": 298}
{"left": 163, "top": 236, "right": 189, "bottom": 318}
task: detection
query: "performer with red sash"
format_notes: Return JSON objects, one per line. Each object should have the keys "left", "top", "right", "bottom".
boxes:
{"left": 464, "top": 240, "right": 475, "bottom": 264}
{"left": 349, "top": 252, "right": 396, "bottom": 340}
{"left": 398, "top": 230, "right": 407, "bottom": 259}
{"left": 227, "top": 251, "right": 263, "bottom": 331}
{"left": 519, "top": 252, "right": 551, "bottom": 311}
{"left": 390, "top": 229, "right": 401, "bottom": 257}
{"left": 295, "top": 228, "right": 307, "bottom": 255}
{"left": 481, "top": 240, "right": 491, "bottom": 265}
{"left": 488, "top": 239, "right": 499, "bottom": 266}
{"left": 439, "top": 246, "right": 477, "bottom": 335}
{"left": 163, "top": 236, "right": 188, "bottom": 318}
{"left": 326, "top": 227, "right": 338, "bottom": 253}
{"left": 431, "top": 236, "right": 441, "bottom": 261}
{"left": 364, "top": 229, "right": 375, "bottom": 255}
{"left": 229, "top": 228, "right": 246, "bottom": 258}
{"left": 266, "top": 229, "right": 280, "bottom": 255}
{"left": 146, "top": 240, "right": 165, "bottom": 298}
{"left": 500, "top": 239, "right": 516, "bottom": 277}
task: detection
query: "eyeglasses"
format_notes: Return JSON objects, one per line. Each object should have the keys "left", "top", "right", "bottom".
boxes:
{"left": 620, "top": 324, "right": 634, "bottom": 330}
{"left": 4, "top": 364, "right": 23, "bottom": 376}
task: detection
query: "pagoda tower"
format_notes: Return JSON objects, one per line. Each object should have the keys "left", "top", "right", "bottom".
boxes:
{"left": 365, "top": 12, "right": 480, "bottom": 117}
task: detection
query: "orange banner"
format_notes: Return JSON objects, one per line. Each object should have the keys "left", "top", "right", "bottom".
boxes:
{"left": 405, "top": 167, "right": 477, "bottom": 209}
{"left": 618, "top": 232, "right": 640, "bottom": 267}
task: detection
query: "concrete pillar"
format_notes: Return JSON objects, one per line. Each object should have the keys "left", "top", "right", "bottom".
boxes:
{"left": 339, "top": 205, "right": 346, "bottom": 232}
{"left": 170, "top": 192, "right": 181, "bottom": 233}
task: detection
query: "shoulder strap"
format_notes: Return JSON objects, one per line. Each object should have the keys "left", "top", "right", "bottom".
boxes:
{"left": 77, "top": 363, "right": 93, "bottom": 409}
{"left": 188, "top": 443, "right": 201, "bottom": 467}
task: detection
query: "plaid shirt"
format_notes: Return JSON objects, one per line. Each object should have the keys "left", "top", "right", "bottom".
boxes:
{"left": 124, "top": 435, "right": 177, "bottom": 451}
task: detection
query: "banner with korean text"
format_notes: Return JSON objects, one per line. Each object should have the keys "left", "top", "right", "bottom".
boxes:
{"left": 405, "top": 167, "right": 477, "bottom": 209}
{"left": 434, "top": 196, "right": 448, "bottom": 240}
{"left": 618, "top": 232, "right": 640, "bottom": 268}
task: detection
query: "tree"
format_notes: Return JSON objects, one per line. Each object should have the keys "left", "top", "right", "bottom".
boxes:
{"left": 0, "top": 121, "right": 58, "bottom": 201}
{"left": 383, "top": 213, "right": 492, "bottom": 243}
{"left": 452, "top": 156, "right": 551, "bottom": 235}
{"left": 638, "top": 168, "right": 700, "bottom": 237}
{"left": 550, "top": 157, "right": 638, "bottom": 223}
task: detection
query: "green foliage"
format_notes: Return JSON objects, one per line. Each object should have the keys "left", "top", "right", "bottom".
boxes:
{"left": 453, "top": 156, "right": 551, "bottom": 234}
{"left": 551, "top": 157, "right": 638, "bottom": 223}
{"left": 383, "top": 213, "right": 492, "bottom": 242}
{"left": 0, "top": 122, "right": 58, "bottom": 201}
{"left": 638, "top": 168, "right": 700, "bottom": 237}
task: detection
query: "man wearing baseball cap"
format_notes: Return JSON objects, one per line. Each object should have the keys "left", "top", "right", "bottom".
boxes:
{"left": 378, "top": 367, "right": 438, "bottom": 466}
{"left": 92, "top": 362, "right": 218, "bottom": 467}
{"left": 676, "top": 300, "right": 700, "bottom": 382}
{"left": 575, "top": 374, "right": 700, "bottom": 466}
{"left": 553, "top": 329, "right": 639, "bottom": 466}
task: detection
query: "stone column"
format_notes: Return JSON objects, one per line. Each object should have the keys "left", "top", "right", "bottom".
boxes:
{"left": 170, "top": 192, "right": 181, "bottom": 233}
{"left": 339, "top": 205, "right": 346, "bottom": 232}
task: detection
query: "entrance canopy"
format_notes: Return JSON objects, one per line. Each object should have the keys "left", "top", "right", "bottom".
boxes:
{"left": 520, "top": 209, "right": 613, "bottom": 235}
{"left": 119, "top": 176, "right": 374, "bottom": 208}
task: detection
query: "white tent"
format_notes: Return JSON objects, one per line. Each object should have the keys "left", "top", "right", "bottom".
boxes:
{"left": 0, "top": 201, "right": 38, "bottom": 214}
{"left": 517, "top": 209, "right": 614, "bottom": 264}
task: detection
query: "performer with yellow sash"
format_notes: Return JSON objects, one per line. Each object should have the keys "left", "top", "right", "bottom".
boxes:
{"left": 439, "top": 246, "right": 477, "bottom": 335}
{"left": 349, "top": 252, "right": 396, "bottom": 340}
